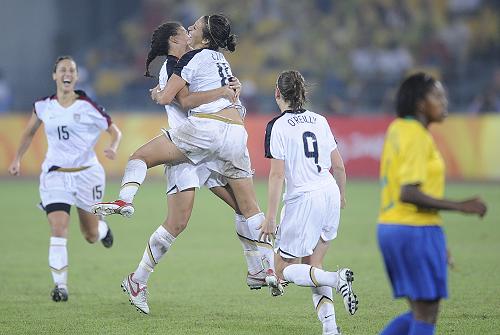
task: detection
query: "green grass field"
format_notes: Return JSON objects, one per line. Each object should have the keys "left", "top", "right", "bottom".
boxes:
{"left": 0, "top": 178, "right": 498, "bottom": 334}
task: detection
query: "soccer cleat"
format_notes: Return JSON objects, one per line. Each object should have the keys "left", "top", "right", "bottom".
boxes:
{"left": 121, "top": 273, "right": 149, "bottom": 314}
{"left": 335, "top": 268, "right": 358, "bottom": 315}
{"left": 92, "top": 200, "right": 134, "bottom": 218}
{"left": 51, "top": 285, "right": 68, "bottom": 302}
{"left": 264, "top": 269, "right": 284, "bottom": 297}
{"left": 247, "top": 270, "right": 267, "bottom": 290}
{"left": 101, "top": 227, "right": 114, "bottom": 248}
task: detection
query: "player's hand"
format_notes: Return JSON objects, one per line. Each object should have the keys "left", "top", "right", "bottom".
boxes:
{"left": 457, "top": 197, "right": 487, "bottom": 217}
{"left": 258, "top": 218, "right": 276, "bottom": 244}
{"left": 104, "top": 147, "right": 117, "bottom": 160}
{"left": 341, "top": 197, "right": 346, "bottom": 209}
{"left": 228, "top": 77, "right": 241, "bottom": 102}
{"left": 220, "top": 86, "right": 238, "bottom": 102}
{"left": 150, "top": 85, "right": 160, "bottom": 103}
{"left": 8, "top": 160, "right": 20, "bottom": 176}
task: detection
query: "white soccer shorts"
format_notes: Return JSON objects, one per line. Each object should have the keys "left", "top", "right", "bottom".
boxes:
{"left": 39, "top": 163, "right": 106, "bottom": 212}
{"left": 166, "top": 116, "right": 252, "bottom": 179}
{"left": 165, "top": 161, "right": 227, "bottom": 195}
{"left": 275, "top": 181, "right": 341, "bottom": 259}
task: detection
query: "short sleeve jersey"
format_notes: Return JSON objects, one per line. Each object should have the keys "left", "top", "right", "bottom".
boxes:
{"left": 378, "top": 118, "right": 445, "bottom": 225}
{"left": 159, "top": 55, "right": 187, "bottom": 129}
{"left": 174, "top": 48, "right": 234, "bottom": 115}
{"left": 33, "top": 90, "right": 111, "bottom": 172}
{"left": 264, "top": 109, "right": 337, "bottom": 201}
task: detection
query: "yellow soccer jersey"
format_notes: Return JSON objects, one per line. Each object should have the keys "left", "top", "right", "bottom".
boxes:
{"left": 378, "top": 118, "right": 445, "bottom": 225}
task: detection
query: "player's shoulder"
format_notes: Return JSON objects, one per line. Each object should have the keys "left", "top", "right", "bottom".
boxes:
{"left": 75, "top": 90, "right": 104, "bottom": 112}
{"left": 33, "top": 93, "right": 56, "bottom": 106}
{"left": 33, "top": 93, "right": 56, "bottom": 116}
{"left": 177, "top": 48, "right": 207, "bottom": 69}
{"left": 265, "top": 111, "right": 288, "bottom": 133}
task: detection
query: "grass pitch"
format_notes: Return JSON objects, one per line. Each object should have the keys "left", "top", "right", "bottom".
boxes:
{"left": 0, "top": 178, "right": 498, "bottom": 334}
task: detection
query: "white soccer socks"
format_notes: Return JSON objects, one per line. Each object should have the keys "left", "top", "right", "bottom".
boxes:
{"left": 283, "top": 264, "right": 339, "bottom": 287}
{"left": 97, "top": 220, "right": 109, "bottom": 240}
{"left": 133, "top": 225, "right": 176, "bottom": 284}
{"left": 49, "top": 237, "right": 68, "bottom": 289}
{"left": 235, "top": 214, "right": 264, "bottom": 274}
{"left": 246, "top": 212, "right": 275, "bottom": 271}
{"left": 119, "top": 159, "right": 148, "bottom": 203}
{"left": 312, "top": 286, "right": 338, "bottom": 334}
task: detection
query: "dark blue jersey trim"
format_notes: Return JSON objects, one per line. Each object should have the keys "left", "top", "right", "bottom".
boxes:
{"left": 173, "top": 48, "right": 207, "bottom": 81}
{"left": 264, "top": 111, "right": 287, "bottom": 159}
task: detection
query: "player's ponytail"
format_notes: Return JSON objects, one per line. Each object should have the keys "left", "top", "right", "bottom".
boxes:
{"left": 226, "top": 34, "right": 237, "bottom": 52}
{"left": 145, "top": 22, "right": 182, "bottom": 78}
{"left": 203, "top": 14, "right": 237, "bottom": 52}
{"left": 277, "top": 70, "right": 307, "bottom": 111}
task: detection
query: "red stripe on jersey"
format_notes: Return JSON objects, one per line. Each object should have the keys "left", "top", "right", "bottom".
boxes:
{"left": 76, "top": 90, "right": 112, "bottom": 127}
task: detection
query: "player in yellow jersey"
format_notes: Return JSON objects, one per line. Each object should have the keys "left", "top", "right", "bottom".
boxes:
{"left": 377, "top": 73, "right": 487, "bottom": 335}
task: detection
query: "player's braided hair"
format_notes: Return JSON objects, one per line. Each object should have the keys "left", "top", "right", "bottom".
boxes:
{"left": 144, "top": 22, "right": 182, "bottom": 78}
{"left": 53, "top": 56, "right": 76, "bottom": 73}
{"left": 277, "top": 70, "right": 307, "bottom": 111}
{"left": 202, "top": 14, "right": 237, "bottom": 52}
{"left": 396, "top": 72, "right": 437, "bottom": 118}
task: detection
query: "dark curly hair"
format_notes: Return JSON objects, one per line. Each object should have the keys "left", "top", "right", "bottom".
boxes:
{"left": 144, "top": 22, "right": 183, "bottom": 78}
{"left": 202, "top": 14, "right": 237, "bottom": 52}
{"left": 396, "top": 72, "right": 437, "bottom": 118}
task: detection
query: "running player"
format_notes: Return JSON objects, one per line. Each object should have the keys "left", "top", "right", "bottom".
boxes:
{"left": 260, "top": 70, "right": 358, "bottom": 335}
{"left": 103, "top": 22, "right": 268, "bottom": 314}
{"left": 93, "top": 14, "right": 276, "bottom": 292}
{"left": 377, "top": 73, "right": 487, "bottom": 335}
{"left": 8, "top": 56, "right": 122, "bottom": 302}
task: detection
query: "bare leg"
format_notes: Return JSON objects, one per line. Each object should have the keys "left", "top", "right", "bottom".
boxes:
{"left": 130, "top": 134, "right": 188, "bottom": 168}
{"left": 226, "top": 177, "right": 261, "bottom": 218}
{"left": 77, "top": 208, "right": 99, "bottom": 243}
{"left": 163, "top": 189, "right": 196, "bottom": 237}
{"left": 409, "top": 299, "right": 440, "bottom": 324}
{"left": 117, "top": 134, "right": 188, "bottom": 205}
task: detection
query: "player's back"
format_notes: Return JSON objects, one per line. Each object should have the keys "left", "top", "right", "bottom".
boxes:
{"left": 265, "top": 109, "right": 338, "bottom": 201}
{"left": 174, "top": 48, "right": 235, "bottom": 115}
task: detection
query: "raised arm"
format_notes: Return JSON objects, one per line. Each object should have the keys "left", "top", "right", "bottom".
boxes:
{"left": 330, "top": 148, "right": 346, "bottom": 208}
{"left": 103, "top": 123, "right": 122, "bottom": 160}
{"left": 8, "top": 111, "right": 43, "bottom": 176}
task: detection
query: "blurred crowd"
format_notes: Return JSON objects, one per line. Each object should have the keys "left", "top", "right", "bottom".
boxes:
{"left": 4, "top": 0, "right": 498, "bottom": 114}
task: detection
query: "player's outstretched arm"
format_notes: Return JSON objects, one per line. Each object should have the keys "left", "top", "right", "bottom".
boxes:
{"left": 330, "top": 148, "right": 346, "bottom": 208}
{"left": 8, "top": 111, "right": 42, "bottom": 176}
{"left": 400, "top": 184, "right": 487, "bottom": 218}
{"left": 104, "top": 123, "right": 122, "bottom": 160}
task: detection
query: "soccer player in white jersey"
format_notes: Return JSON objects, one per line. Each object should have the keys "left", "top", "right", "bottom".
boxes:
{"left": 260, "top": 71, "right": 359, "bottom": 335}
{"left": 93, "top": 14, "right": 278, "bottom": 303}
{"left": 94, "top": 21, "right": 267, "bottom": 314}
{"left": 8, "top": 56, "right": 122, "bottom": 302}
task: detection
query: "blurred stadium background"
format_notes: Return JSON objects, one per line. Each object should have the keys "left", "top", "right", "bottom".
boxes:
{"left": 0, "top": 1, "right": 499, "bottom": 334}
{"left": 0, "top": 0, "right": 499, "bottom": 180}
